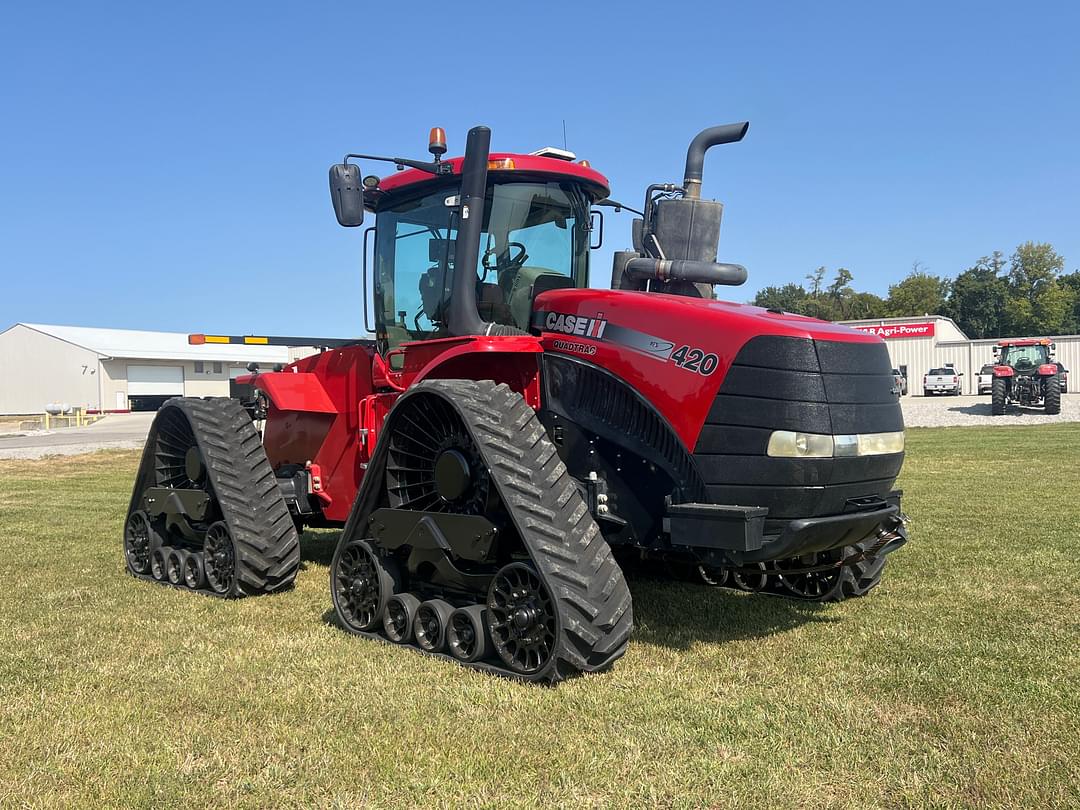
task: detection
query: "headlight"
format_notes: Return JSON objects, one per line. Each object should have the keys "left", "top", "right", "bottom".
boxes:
{"left": 766, "top": 430, "right": 904, "bottom": 458}
{"left": 766, "top": 431, "right": 834, "bottom": 458}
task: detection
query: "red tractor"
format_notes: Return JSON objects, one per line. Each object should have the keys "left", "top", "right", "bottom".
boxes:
{"left": 990, "top": 338, "right": 1062, "bottom": 415}
{"left": 124, "top": 123, "right": 909, "bottom": 682}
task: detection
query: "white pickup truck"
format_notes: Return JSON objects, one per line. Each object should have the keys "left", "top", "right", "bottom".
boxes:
{"left": 977, "top": 363, "right": 996, "bottom": 395}
{"left": 923, "top": 366, "right": 961, "bottom": 396}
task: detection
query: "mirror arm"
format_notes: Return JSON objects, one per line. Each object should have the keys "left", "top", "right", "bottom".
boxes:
{"left": 344, "top": 153, "right": 454, "bottom": 176}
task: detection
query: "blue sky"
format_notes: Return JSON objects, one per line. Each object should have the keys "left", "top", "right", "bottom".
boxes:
{"left": 2, "top": 1, "right": 1077, "bottom": 337}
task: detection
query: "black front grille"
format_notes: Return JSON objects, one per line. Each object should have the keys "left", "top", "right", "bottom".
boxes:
{"left": 693, "top": 336, "right": 904, "bottom": 519}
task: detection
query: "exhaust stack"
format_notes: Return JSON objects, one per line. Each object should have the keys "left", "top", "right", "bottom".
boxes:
{"left": 681, "top": 122, "right": 749, "bottom": 199}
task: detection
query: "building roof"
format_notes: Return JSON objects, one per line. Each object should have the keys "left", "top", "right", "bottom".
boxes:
{"left": 13, "top": 323, "right": 291, "bottom": 363}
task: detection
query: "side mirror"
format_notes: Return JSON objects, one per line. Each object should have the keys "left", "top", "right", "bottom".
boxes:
{"left": 329, "top": 163, "right": 365, "bottom": 227}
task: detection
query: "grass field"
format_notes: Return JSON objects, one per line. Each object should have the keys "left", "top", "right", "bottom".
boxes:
{"left": 1, "top": 426, "right": 1078, "bottom": 808}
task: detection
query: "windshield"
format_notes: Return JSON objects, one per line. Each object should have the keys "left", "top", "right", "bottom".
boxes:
{"left": 929, "top": 368, "right": 955, "bottom": 376}
{"left": 980, "top": 364, "right": 995, "bottom": 374}
{"left": 1000, "top": 345, "right": 1049, "bottom": 367}
{"left": 373, "top": 181, "right": 590, "bottom": 350}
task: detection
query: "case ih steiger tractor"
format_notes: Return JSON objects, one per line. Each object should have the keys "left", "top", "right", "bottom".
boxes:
{"left": 124, "top": 123, "right": 909, "bottom": 682}
{"left": 989, "top": 338, "right": 1063, "bottom": 415}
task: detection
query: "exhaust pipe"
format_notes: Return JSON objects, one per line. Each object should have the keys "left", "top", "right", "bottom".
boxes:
{"left": 682, "top": 122, "right": 749, "bottom": 199}
{"left": 447, "top": 126, "right": 490, "bottom": 337}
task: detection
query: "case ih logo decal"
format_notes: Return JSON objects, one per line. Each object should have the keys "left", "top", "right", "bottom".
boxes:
{"left": 535, "top": 311, "right": 718, "bottom": 375}
{"left": 544, "top": 311, "right": 608, "bottom": 339}
{"left": 852, "top": 322, "right": 935, "bottom": 340}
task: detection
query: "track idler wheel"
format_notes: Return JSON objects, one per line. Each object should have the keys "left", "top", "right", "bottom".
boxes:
{"left": 203, "top": 522, "right": 236, "bottom": 595}
{"left": 447, "top": 605, "right": 490, "bottom": 663}
{"left": 487, "top": 563, "right": 557, "bottom": 676}
{"left": 332, "top": 540, "right": 399, "bottom": 632}
{"left": 414, "top": 599, "right": 454, "bottom": 653}
{"left": 732, "top": 562, "right": 769, "bottom": 592}
{"left": 776, "top": 556, "right": 841, "bottom": 600}
{"left": 697, "top": 563, "right": 729, "bottom": 587}
{"left": 383, "top": 593, "right": 422, "bottom": 643}
{"left": 123, "top": 510, "right": 155, "bottom": 575}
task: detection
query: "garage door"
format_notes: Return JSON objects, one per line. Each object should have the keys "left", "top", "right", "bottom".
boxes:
{"left": 127, "top": 365, "right": 184, "bottom": 395}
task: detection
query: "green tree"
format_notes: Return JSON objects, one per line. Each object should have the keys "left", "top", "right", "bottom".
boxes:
{"left": 846, "top": 291, "right": 889, "bottom": 319}
{"left": 1004, "top": 242, "right": 1072, "bottom": 334}
{"left": 886, "top": 267, "right": 950, "bottom": 317}
{"left": 1058, "top": 271, "right": 1080, "bottom": 333}
{"left": 752, "top": 283, "right": 808, "bottom": 312}
{"left": 945, "top": 252, "right": 1009, "bottom": 338}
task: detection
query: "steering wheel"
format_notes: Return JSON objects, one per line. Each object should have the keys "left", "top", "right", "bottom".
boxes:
{"left": 481, "top": 242, "right": 528, "bottom": 281}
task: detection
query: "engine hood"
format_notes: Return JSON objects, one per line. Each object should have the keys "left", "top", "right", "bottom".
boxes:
{"left": 533, "top": 288, "right": 889, "bottom": 449}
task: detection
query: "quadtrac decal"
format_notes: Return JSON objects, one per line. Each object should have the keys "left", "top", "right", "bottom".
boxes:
{"left": 533, "top": 310, "right": 719, "bottom": 375}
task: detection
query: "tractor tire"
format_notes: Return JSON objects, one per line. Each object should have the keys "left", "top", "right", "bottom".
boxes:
{"left": 125, "top": 397, "right": 301, "bottom": 597}
{"left": 1045, "top": 376, "right": 1061, "bottom": 415}
{"left": 991, "top": 378, "right": 1006, "bottom": 415}
{"left": 330, "top": 379, "right": 633, "bottom": 683}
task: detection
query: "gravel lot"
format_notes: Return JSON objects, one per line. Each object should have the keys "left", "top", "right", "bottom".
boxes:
{"left": 901, "top": 393, "right": 1080, "bottom": 427}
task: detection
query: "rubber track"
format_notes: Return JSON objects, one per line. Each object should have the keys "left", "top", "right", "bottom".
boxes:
{"left": 126, "top": 397, "right": 300, "bottom": 597}
{"left": 334, "top": 379, "right": 634, "bottom": 683}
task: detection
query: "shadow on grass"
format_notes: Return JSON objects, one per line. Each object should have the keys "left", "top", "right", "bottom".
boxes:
{"left": 297, "top": 529, "right": 341, "bottom": 569}
{"left": 625, "top": 575, "right": 833, "bottom": 651}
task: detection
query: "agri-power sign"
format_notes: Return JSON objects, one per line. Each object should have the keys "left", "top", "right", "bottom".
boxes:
{"left": 851, "top": 322, "right": 935, "bottom": 340}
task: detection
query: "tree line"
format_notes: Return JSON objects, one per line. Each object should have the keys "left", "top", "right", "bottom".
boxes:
{"left": 751, "top": 242, "right": 1080, "bottom": 339}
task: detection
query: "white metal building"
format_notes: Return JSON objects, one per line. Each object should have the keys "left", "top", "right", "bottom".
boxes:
{"left": 0, "top": 323, "right": 293, "bottom": 414}
{"left": 837, "top": 315, "right": 1080, "bottom": 395}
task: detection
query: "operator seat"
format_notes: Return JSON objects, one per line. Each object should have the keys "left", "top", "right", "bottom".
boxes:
{"left": 501, "top": 266, "right": 569, "bottom": 330}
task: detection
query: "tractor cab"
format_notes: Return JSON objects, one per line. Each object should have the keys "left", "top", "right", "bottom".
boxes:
{"left": 332, "top": 128, "right": 610, "bottom": 354}
{"left": 371, "top": 170, "right": 599, "bottom": 349}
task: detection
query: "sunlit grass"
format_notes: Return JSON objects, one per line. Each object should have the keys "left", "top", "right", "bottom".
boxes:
{"left": 1, "top": 429, "right": 1078, "bottom": 808}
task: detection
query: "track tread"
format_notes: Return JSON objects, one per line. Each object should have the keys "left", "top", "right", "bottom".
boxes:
{"left": 126, "top": 397, "right": 300, "bottom": 597}
{"left": 333, "top": 379, "right": 633, "bottom": 682}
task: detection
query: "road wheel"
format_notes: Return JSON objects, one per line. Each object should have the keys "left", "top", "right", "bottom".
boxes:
{"left": 1045, "top": 376, "right": 1061, "bottom": 415}
{"left": 991, "top": 378, "right": 1006, "bottom": 415}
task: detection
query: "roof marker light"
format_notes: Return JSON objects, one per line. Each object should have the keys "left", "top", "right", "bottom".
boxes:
{"left": 488, "top": 158, "right": 516, "bottom": 170}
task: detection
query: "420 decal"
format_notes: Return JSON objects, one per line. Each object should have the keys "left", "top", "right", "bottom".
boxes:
{"left": 669, "top": 345, "right": 719, "bottom": 375}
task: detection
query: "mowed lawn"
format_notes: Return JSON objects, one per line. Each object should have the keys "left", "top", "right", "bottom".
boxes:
{"left": 1, "top": 427, "right": 1078, "bottom": 809}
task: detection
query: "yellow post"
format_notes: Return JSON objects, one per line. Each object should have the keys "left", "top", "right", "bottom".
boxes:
{"left": 43, "top": 412, "right": 49, "bottom": 430}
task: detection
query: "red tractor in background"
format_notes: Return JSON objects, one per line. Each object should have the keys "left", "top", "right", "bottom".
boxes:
{"left": 990, "top": 338, "right": 1063, "bottom": 415}
{"left": 124, "top": 123, "right": 909, "bottom": 682}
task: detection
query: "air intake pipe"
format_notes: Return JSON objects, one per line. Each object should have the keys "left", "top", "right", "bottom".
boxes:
{"left": 682, "top": 122, "right": 749, "bottom": 199}
{"left": 623, "top": 257, "right": 747, "bottom": 287}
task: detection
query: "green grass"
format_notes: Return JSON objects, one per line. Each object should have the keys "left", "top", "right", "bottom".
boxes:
{"left": 1, "top": 428, "right": 1078, "bottom": 808}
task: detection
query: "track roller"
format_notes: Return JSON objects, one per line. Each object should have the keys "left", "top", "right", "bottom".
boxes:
{"left": 414, "top": 599, "right": 454, "bottom": 653}
{"left": 447, "top": 605, "right": 489, "bottom": 663}
{"left": 183, "top": 552, "right": 206, "bottom": 590}
{"left": 166, "top": 549, "right": 186, "bottom": 585}
{"left": 383, "top": 593, "right": 422, "bottom": 643}
{"left": 151, "top": 547, "right": 170, "bottom": 581}
{"left": 203, "top": 522, "right": 235, "bottom": 595}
